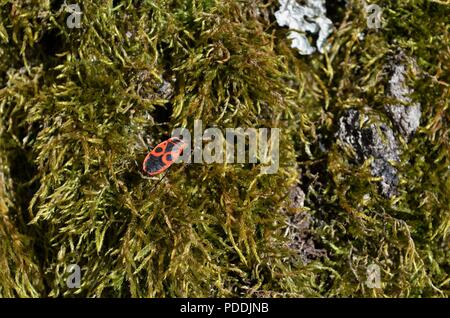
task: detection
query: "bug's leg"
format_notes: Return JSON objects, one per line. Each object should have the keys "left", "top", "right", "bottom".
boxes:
{"left": 147, "top": 169, "right": 170, "bottom": 193}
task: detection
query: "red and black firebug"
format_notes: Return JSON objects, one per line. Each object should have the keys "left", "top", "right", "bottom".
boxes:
{"left": 143, "top": 137, "right": 187, "bottom": 176}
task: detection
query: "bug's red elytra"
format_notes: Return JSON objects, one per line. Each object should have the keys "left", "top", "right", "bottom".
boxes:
{"left": 143, "top": 137, "right": 187, "bottom": 176}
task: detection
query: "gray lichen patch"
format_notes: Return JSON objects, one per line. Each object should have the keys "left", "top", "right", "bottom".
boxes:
{"left": 285, "top": 211, "right": 326, "bottom": 264}
{"left": 288, "top": 185, "right": 305, "bottom": 209}
{"left": 157, "top": 79, "right": 175, "bottom": 101}
{"left": 337, "top": 109, "right": 400, "bottom": 198}
{"left": 335, "top": 52, "right": 422, "bottom": 198}
{"left": 132, "top": 70, "right": 174, "bottom": 101}
{"left": 275, "top": 0, "right": 333, "bottom": 55}
{"left": 384, "top": 53, "right": 421, "bottom": 139}
{"left": 282, "top": 186, "right": 326, "bottom": 264}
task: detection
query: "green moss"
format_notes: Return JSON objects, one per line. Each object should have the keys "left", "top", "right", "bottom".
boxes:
{"left": 0, "top": 0, "right": 448, "bottom": 297}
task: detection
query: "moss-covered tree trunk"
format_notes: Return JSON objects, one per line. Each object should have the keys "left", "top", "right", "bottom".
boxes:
{"left": 0, "top": 0, "right": 448, "bottom": 297}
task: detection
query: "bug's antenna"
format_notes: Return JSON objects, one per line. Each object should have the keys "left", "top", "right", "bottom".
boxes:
{"left": 147, "top": 169, "right": 170, "bottom": 194}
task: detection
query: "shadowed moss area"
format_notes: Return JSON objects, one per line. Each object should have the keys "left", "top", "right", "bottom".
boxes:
{"left": 0, "top": 0, "right": 448, "bottom": 297}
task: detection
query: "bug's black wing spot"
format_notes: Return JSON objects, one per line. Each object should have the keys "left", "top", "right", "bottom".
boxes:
{"left": 166, "top": 154, "right": 173, "bottom": 162}
{"left": 154, "top": 146, "right": 163, "bottom": 153}
{"left": 166, "top": 138, "right": 186, "bottom": 153}
{"left": 145, "top": 155, "right": 166, "bottom": 174}
{"left": 165, "top": 142, "right": 175, "bottom": 153}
